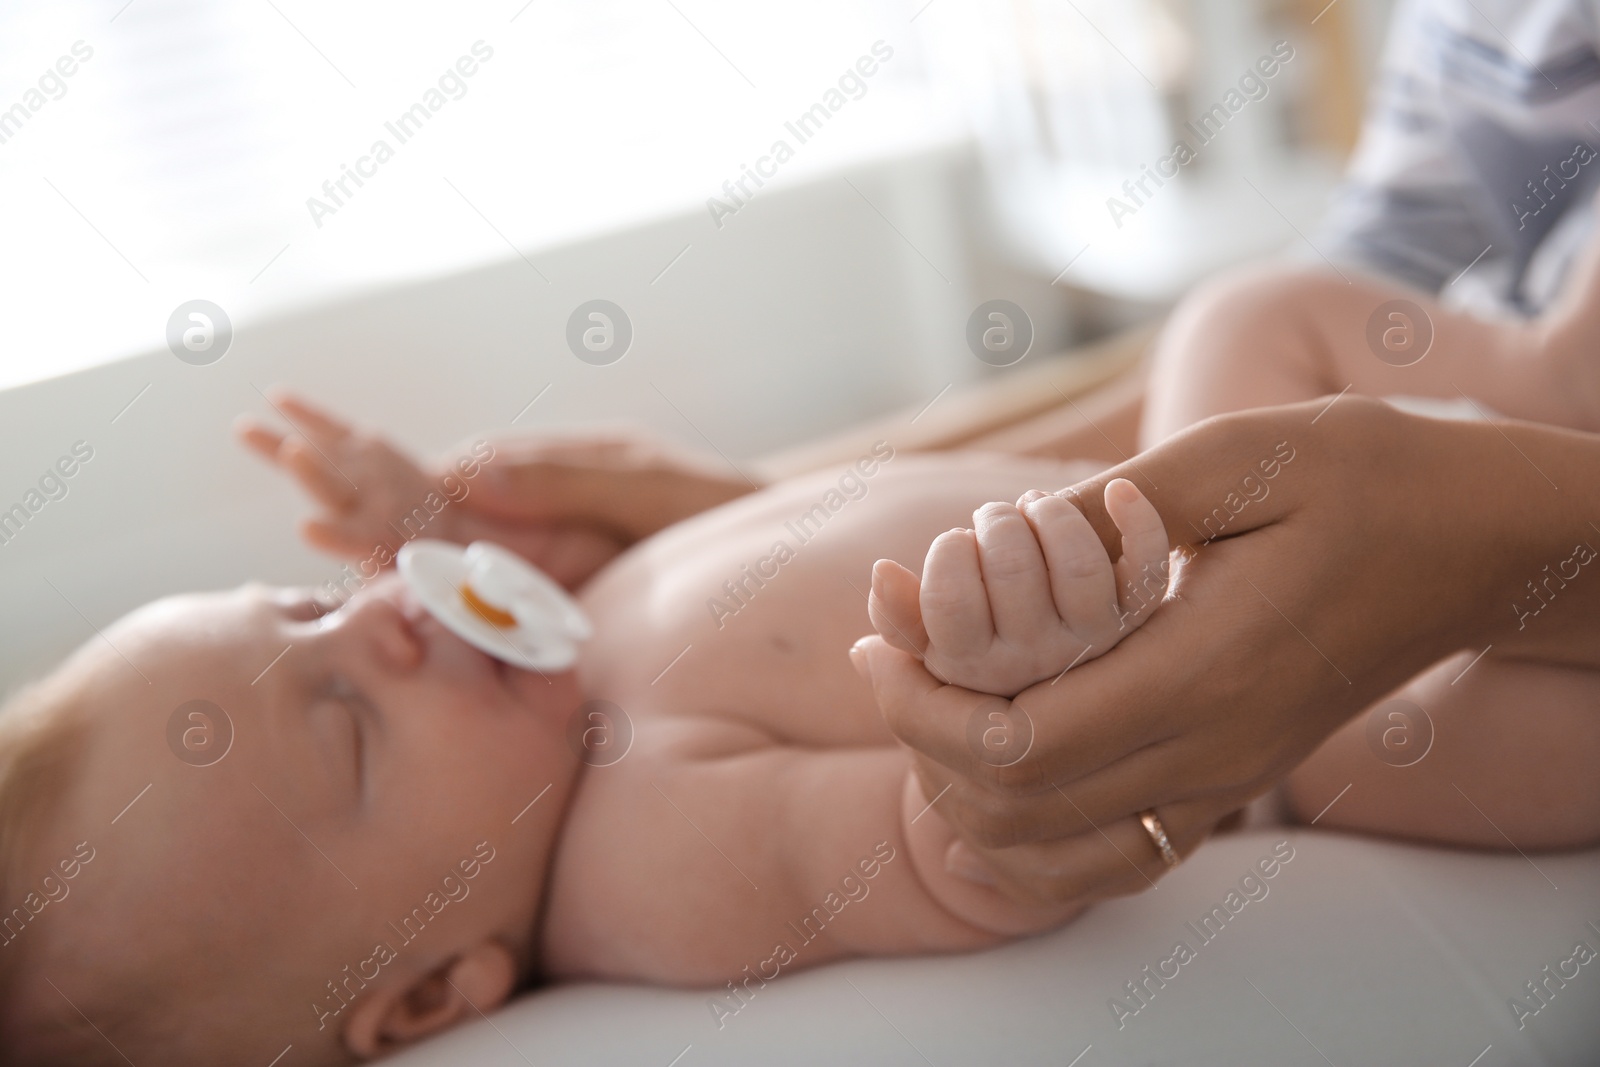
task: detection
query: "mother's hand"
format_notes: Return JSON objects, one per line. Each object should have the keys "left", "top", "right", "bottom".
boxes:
{"left": 430, "top": 426, "right": 758, "bottom": 588}
{"left": 461, "top": 428, "right": 757, "bottom": 542}
{"left": 854, "top": 396, "right": 1553, "bottom": 904}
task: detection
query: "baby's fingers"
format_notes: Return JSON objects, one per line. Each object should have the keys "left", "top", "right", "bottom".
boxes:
{"left": 281, "top": 436, "right": 359, "bottom": 510}
{"left": 236, "top": 414, "right": 357, "bottom": 509}
{"left": 266, "top": 390, "right": 355, "bottom": 449}
{"left": 234, "top": 417, "right": 289, "bottom": 464}
{"left": 920, "top": 529, "right": 991, "bottom": 660}
{"left": 1021, "top": 493, "right": 1121, "bottom": 646}
{"left": 302, "top": 518, "right": 384, "bottom": 559}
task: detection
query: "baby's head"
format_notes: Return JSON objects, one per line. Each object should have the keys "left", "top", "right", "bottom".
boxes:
{"left": 0, "top": 576, "right": 584, "bottom": 1064}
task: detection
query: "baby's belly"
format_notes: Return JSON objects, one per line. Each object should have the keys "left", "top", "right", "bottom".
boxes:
{"left": 576, "top": 451, "right": 1105, "bottom": 746}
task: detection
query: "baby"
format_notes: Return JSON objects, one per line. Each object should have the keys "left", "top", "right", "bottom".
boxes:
{"left": 0, "top": 392, "right": 1173, "bottom": 1065}
{"left": 1, "top": 347, "right": 1595, "bottom": 1066}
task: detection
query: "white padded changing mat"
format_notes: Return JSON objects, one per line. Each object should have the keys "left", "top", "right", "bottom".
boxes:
{"left": 388, "top": 830, "right": 1600, "bottom": 1066}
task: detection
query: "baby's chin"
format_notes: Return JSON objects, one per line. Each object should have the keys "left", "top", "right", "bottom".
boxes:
{"left": 399, "top": 586, "right": 583, "bottom": 716}
{"left": 500, "top": 660, "right": 585, "bottom": 724}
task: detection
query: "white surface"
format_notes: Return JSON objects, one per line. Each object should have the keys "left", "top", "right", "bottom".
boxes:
{"left": 0, "top": 0, "right": 956, "bottom": 390}
{"left": 0, "top": 153, "right": 986, "bottom": 696}
{"left": 387, "top": 830, "right": 1600, "bottom": 1066}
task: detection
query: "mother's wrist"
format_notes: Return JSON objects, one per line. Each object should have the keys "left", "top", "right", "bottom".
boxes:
{"left": 1460, "top": 418, "right": 1600, "bottom": 656}
{"left": 1357, "top": 406, "right": 1530, "bottom": 654}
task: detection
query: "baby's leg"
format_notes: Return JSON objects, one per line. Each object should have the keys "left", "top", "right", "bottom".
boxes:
{"left": 1284, "top": 653, "right": 1600, "bottom": 850}
{"left": 1141, "top": 264, "right": 1595, "bottom": 448}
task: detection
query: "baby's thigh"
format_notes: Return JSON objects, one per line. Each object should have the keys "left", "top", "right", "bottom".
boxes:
{"left": 1283, "top": 652, "right": 1600, "bottom": 850}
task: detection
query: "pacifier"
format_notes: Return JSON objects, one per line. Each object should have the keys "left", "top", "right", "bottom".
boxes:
{"left": 396, "top": 539, "right": 592, "bottom": 671}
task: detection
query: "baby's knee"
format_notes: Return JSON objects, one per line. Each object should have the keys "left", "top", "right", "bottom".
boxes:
{"left": 1161, "top": 262, "right": 1339, "bottom": 354}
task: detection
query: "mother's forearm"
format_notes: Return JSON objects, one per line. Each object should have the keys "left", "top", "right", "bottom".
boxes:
{"left": 1468, "top": 419, "right": 1600, "bottom": 667}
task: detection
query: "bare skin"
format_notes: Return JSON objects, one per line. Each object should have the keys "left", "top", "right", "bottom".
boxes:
{"left": 10, "top": 580, "right": 579, "bottom": 1064}
{"left": 26, "top": 264, "right": 1600, "bottom": 1063}
{"left": 19, "top": 398, "right": 1164, "bottom": 1064}
{"left": 1142, "top": 262, "right": 1600, "bottom": 850}
{"left": 854, "top": 252, "right": 1600, "bottom": 906}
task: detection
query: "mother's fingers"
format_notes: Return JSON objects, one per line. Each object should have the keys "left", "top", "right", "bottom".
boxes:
{"left": 900, "top": 738, "right": 1237, "bottom": 851}
{"left": 945, "top": 795, "right": 1234, "bottom": 905}
{"left": 1052, "top": 400, "right": 1319, "bottom": 561}
{"left": 852, "top": 636, "right": 1043, "bottom": 784}
{"left": 856, "top": 616, "right": 1184, "bottom": 793}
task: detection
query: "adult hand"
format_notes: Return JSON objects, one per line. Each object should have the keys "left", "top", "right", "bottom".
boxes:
{"left": 459, "top": 428, "right": 757, "bottom": 543}
{"left": 854, "top": 395, "right": 1595, "bottom": 905}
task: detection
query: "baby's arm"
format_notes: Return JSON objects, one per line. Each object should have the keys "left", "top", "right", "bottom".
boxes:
{"left": 235, "top": 391, "right": 744, "bottom": 588}
{"left": 541, "top": 723, "right": 1078, "bottom": 988}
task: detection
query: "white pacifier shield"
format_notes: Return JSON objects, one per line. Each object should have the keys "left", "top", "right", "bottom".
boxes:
{"left": 397, "top": 540, "right": 592, "bottom": 671}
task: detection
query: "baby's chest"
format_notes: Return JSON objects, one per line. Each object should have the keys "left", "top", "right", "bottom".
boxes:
{"left": 578, "top": 540, "right": 895, "bottom": 748}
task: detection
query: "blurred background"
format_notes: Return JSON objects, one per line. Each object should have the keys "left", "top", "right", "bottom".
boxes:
{"left": 0, "top": 0, "right": 1394, "bottom": 689}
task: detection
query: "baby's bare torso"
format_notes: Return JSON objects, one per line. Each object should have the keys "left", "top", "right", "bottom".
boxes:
{"left": 541, "top": 450, "right": 1101, "bottom": 982}
{"left": 576, "top": 450, "right": 1102, "bottom": 741}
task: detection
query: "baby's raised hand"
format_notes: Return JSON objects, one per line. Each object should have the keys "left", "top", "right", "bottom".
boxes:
{"left": 235, "top": 390, "right": 455, "bottom": 559}
{"left": 868, "top": 479, "right": 1170, "bottom": 697}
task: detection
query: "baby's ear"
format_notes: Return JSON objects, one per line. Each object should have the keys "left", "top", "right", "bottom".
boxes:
{"left": 341, "top": 941, "right": 518, "bottom": 1059}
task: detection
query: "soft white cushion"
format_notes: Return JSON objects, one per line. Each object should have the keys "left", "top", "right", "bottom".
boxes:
{"left": 388, "top": 830, "right": 1600, "bottom": 1065}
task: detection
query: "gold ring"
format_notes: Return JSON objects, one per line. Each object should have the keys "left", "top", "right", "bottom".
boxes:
{"left": 1138, "top": 809, "right": 1180, "bottom": 868}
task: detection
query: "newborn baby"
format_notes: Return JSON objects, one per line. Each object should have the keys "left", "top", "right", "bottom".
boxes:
{"left": 0, "top": 394, "right": 1172, "bottom": 1065}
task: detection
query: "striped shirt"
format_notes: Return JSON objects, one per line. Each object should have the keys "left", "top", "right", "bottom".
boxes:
{"left": 1322, "top": 0, "right": 1600, "bottom": 315}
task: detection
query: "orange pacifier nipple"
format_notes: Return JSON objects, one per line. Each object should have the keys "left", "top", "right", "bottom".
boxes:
{"left": 460, "top": 582, "right": 518, "bottom": 628}
{"left": 396, "top": 539, "right": 593, "bottom": 671}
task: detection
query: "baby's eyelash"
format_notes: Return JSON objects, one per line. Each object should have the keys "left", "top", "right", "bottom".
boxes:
{"left": 326, "top": 675, "right": 380, "bottom": 725}
{"left": 320, "top": 674, "right": 371, "bottom": 797}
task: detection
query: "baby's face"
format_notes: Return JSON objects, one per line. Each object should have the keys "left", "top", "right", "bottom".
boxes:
{"left": 33, "top": 575, "right": 583, "bottom": 1059}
